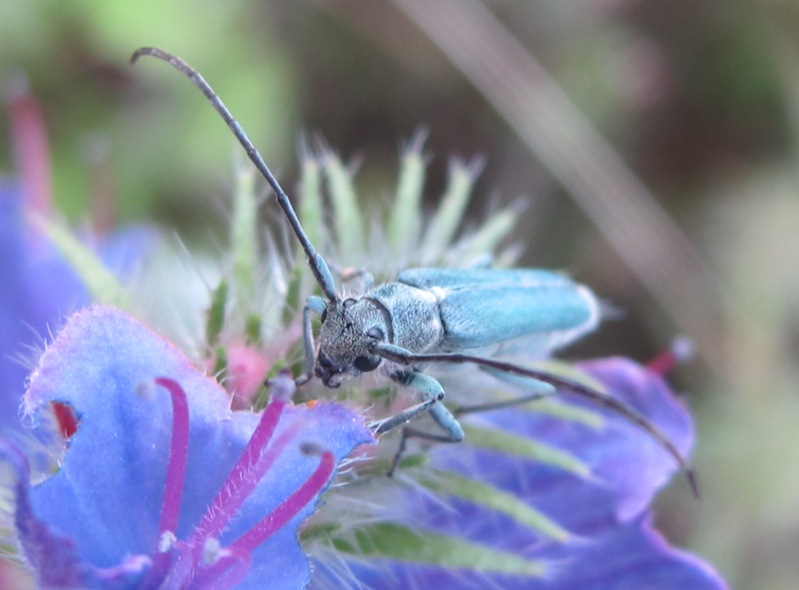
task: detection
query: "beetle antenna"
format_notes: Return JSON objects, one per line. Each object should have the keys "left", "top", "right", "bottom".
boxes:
{"left": 130, "top": 47, "right": 338, "bottom": 301}
{"left": 375, "top": 347, "right": 699, "bottom": 498}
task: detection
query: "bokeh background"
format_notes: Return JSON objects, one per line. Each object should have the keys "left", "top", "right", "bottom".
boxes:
{"left": 2, "top": 1, "right": 798, "bottom": 588}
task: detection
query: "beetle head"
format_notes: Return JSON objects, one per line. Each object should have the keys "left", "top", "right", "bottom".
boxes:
{"left": 315, "top": 297, "right": 388, "bottom": 388}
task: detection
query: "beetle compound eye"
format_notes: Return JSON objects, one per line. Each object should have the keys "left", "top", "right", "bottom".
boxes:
{"left": 343, "top": 298, "right": 357, "bottom": 308}
{"left": 366, "top": 327, "right": 384, "bottom": 341}
{"left": 353, "top": 355, "right": 381, "bottom": 372}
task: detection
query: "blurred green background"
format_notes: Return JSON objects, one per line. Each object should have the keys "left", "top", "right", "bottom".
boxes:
{"left": 2, "top": 1, "right": 798, "bottom": 588}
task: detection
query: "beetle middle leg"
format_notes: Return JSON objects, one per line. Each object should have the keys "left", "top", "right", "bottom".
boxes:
{"left": 374, "top": 370, "right": 464, "bottom": 475}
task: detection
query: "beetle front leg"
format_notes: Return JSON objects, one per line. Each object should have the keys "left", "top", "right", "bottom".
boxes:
{"left": 296, "top": 296, "right": 327, "bottom": 386}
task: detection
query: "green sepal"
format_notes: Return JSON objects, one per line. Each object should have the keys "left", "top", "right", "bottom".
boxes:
{"left": 282, "top": 264, "right": 303, "bottom": 325}
{"left": 205, "top": 279, "right": 228, "bottom": 348}
{"left": 33, "top": 215, "right": 130, "bottom": 308}
{"left": 327, "top": 523, "right": 547, "bottom": 577}
{"left": 462, "top": 424, "right": 590, "bottom": 477}
{"left": 389, "top": 131, "right": 427, "bottom": 252}
{"left": 422, "top": 158, "right": 480, "bottom": 255}
{"left": 460, "top": 205, "right": 517, "bottom": 262}
{"left": 321, "top": 148, "right": 364, "bottom": 257}
{"left": 531, "top": 398, "right": 603, "bottom": 428}
{"left": 396, "top": 452, "right": 428, "bottom": 470}
{"left": 231, "top": 165, "right": 258, "bottom": 308}
{"left": 418, "top": 470, "right": 571, "bottom": 542}
{"left": 212, "top": 343, "right": 228, "bottom": 382}
{"left": 300, "top": 521, "right": 340, "bottom": 545}
{"left": 299, "top": 146, "right": 324, "bottom": 253}
{"left": 245, "top": 314, "right": 261, "bottom": 346}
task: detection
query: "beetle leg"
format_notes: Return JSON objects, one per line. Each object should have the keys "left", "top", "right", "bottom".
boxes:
{"left": 296, "top": 296, "right": 326, "bottom": 385}
{"left": 373, "top": 391, "right": 444, "bottom": 438}
{"left": 376, "top": 370, "right": 464, "bottom": 475}
{"left": 375, "top": 370, "right": 463, "bottom": 438}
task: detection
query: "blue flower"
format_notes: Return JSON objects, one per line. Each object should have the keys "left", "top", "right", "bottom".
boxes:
{"left": 309, "top": 356, "right": 728, "bottom": 589}
{"left": 4, "top": 305, "right": 374, "bottom": 589}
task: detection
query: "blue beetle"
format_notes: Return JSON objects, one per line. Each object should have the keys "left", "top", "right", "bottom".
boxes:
{"left": 131, "top": 47, "right": 697, "bottom": 495}
{"left": 306, "top": 268, "right": 598, "bottom": 443}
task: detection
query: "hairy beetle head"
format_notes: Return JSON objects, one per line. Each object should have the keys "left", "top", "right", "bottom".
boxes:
{"left": 315, "top": 297, "right": 387, "bottom": 388}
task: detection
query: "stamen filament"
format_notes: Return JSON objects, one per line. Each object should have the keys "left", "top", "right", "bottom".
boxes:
{"left": 226, "top": 450, "right": 334, "bottom": 555}
{"left": 190, "top": 425, "right": 298, "bottom": 551}
{"left": 154, "top": 377, "right": 191, "bottom": 542}
{"left": 189, "top": 374, "right": 294, "bottom": 545}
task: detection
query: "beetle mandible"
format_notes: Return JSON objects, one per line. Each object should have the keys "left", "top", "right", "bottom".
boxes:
{"left": 131, "top": 47, "right": 697, "bottom": 495}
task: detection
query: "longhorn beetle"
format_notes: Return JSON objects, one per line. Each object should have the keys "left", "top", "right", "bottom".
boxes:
{"left": 131, "top": 47, "right": 698, "bottom": 496}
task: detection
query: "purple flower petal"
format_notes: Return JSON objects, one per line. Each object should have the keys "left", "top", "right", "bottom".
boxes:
{"left": 311, "top": 357, "right": 726, "bottom": 589}
{"left": 533, "top": 515, "right": 727, "bottom": 590}
{"left": 575, "top": 357, "right": 694, "bottom": 519}
{"left": 1, "top": 443, "right": 89, "bottom": 588}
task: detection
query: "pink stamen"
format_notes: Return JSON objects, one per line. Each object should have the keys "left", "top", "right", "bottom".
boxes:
{"left": 189, "top": 423, "right": 297, "bottom": 549}
{"left": 145, "top": 373, "right": 323, "bottom": 588}
{"left": 193, "top": 448, "right": 334, "bottom": 588}
{"left": 188, "top": 373, "right": 294, "bottom": 545}
{"left": 5, "top": 74, "right": 53, "bottom": 224}
{"left": 226, "top": 449, "right": 334, "bottom": 555}
{"left": 154, "top": 378, "right": 191, "bottom": 541}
